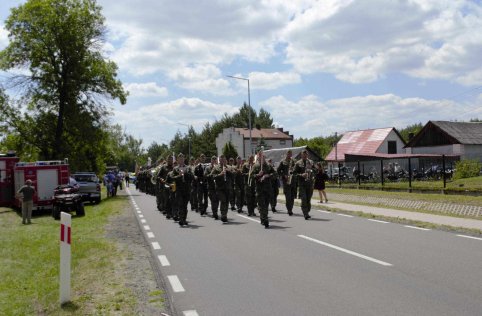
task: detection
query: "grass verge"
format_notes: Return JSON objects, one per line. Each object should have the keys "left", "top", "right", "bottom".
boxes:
{"left": 0, "top": 194, "right": 155, "bottom": 315}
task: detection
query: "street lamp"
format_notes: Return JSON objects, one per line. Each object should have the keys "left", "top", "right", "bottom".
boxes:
{"left": 227, "top": 75, "right": 252, "bottom": 156}
{"left": 178, "top": 123, "right": 191, "bottom": 161}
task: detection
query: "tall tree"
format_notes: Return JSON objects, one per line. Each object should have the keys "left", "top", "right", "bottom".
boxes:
{"left": 0, "top": 0, "right": 127, "bottom": 160}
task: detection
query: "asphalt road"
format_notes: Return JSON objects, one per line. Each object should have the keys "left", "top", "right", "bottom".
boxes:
{"left": 125, "top": 187, "right": 482, "bottom": 316}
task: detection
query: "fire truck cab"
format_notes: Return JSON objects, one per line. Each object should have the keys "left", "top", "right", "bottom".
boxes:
{"left": 0, "top": 153, "right": 20, "bottom": 207}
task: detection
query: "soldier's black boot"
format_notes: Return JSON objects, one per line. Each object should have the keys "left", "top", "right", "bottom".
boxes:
{"left": 304, "top": 214, "right": 311, "bottom": 220}
{"left": 221, "top": 216, "right": 228, "bottom": 223}
{"left": 264, "top": 221, "right": 269, "bottom": 228}
{"left": 213, "top": 214, "right": 219, "bottom": 220}
{"left": 288, "top": 211, "right": 293, "bottom": 216}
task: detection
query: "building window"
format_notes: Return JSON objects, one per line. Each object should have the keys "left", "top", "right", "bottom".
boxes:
{"left": 387, "top": 141, "right": 397, "bottom": 154}
{"left": 280, "top": 140, "right": 286, "bottom": 145}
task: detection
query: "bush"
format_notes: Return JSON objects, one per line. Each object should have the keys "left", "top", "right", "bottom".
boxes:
{"left": 453, "top": 159, "right": 481, "bottom": 180}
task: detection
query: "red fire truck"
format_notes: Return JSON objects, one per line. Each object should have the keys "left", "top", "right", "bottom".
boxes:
{"left": 0, "top": 153, "right": 20, "bottom": 207}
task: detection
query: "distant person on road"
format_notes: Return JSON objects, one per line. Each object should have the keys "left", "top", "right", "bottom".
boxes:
{"left": 125, "top": 171, "right": 130, "bottom": 187}
{"left": 16, "top": 179, "right": 36, "bottom": 225}
{"left": 314, "top": 162, "right": 328, "bottom": 203}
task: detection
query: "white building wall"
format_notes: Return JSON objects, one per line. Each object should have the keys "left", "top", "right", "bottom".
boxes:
{"left": 376, "top": 130, "right": 406, "bottom": 154}
{"left": 411, "top": 145, "right": 454, "bottom": 155}
{"left": 215, "top": 128, "right": 245, "bottom": 157}
{"left": 463, "top": 145, "right": 482, "bottom": 161}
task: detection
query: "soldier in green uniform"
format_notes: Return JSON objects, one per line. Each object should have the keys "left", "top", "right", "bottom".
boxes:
{"left": 204, "top": 156, "right": 219, "bottom": 219}
{"left": 242, "top": 155, "right": 257, "bottom": 217}
{"left": 158, "top": 155, "right": 174, "bottom": 218}
{"left": 194, "top": 154, "right": 207, "bottom": 216}
{"left": 210, "top": 154, "right": 232, "bottom": 223}
{"left": 277, "top": 150, "right": 296, "bottom": 216}
{"left": 189, "top": 157, "right": 198, "bottom": 213}
{"left": 168, "top": 153, "right": 193, "bottom": 226}
{"left": 267, "top": 158, "right": 279, "bottom": 213}
{"left": 233, "top": 156, "right": 245, "bottom": 213}
{"left": 251, "top": 149, "right": 275, "bottom": 228}
{"left": 292, "top": 150, "right": 315, "bottom": 220}
{"left": 228, "top": 157, "right": 236, "bottom": 211}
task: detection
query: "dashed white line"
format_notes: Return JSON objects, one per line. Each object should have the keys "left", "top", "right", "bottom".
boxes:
{"left": 337, "top": 213, "right": 353, "bottom": 218}
{"left": 404, "top": 225, "right": 430, "bottom": 231}
{"left": 368, "top": 219, "right": 389, "bottom": 224}
{"left": 298, "top": 235, "right": 393, "bottom": 267}
{"left": 139, "top": 214, "right": 144, "bottom": 218}
{"left": 237, "top": 214, "right": 261, "bottom": 223}
{"left": 147, "top": 232, "right": 155, "bottom": 238}
{"left": 457, "top": 234, "right": 482, "bottom": 241}
{"left": 152, "top": 242, "right": 161, "bottom": 250}
{"left": 183, "top": 310, "right": 199, "bottom": 316}
{"left": 143, "top": 225, "right": 151, "bottom": 230}
{"left": 167, "top": 275, "right": 185, "bottom": 292}
{"left": 141, "top": 219, "right": 146, "bottom": 223}
{"left": 316, "top": 210, "right": 331, "bottom": 214}
{"left": 137, "top": 211, "right": 142, "bottom": 214}
{"left": 158, "top": 255, "right": 171, "bottom": 266}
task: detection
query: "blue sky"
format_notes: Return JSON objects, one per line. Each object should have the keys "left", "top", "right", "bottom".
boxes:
{"left": 2, "top": 0, "right": 482, "bottom": 147}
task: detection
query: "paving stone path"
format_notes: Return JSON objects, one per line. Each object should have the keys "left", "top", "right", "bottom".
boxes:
{"left": 327, "top": 193, "right": 482, "bottom": 218}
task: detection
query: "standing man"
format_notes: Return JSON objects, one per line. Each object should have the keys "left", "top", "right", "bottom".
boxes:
{"left": 242, "top": 155, "right": 257, "bottom": 217}
{"left": 293, "top": 150, "right": 315, "bottom": 220}
{"left": 210, "top": 155, "right": 232, "bottom": 223}
{"left": 277, "top": 150, "right": 296, "bottom": 216}
{"left": 158, "top": 156, "right": 174, "bottom": 218}
{"left": 251, "top": 150, "right": 275, "bottom": 228}
{"left": 17, "top": 179, "right": 36, "bottom": 224}
{"left": 228, "top": 157, "right": 236, "bottom": 211}
{"left": 189, "top": 157, "right": 198, "bottom": 213}
{"left": 204, "top": 156, "right": 219, "bottom": 219}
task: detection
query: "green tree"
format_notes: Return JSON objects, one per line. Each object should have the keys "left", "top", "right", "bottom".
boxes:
{"left": 398, "top": 122, "right": 423, "bottom": 143}
{"left": 146, "top": 141, "right": 169, "bottom": 164}
{"left": 0, "top": 0, "right": 127, "bottom": 160}
{"left": 222, "top": 141, "right": 238, "bottom": 160}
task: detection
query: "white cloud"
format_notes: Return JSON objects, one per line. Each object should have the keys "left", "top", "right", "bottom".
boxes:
{"left": 260, "top": 94, "right": 467, "bottom": 138}
{"left": 112, "top": 97, "right": 239, "bottom": 146}
{"left": 124, "top": 82, "right": 168, "bottom": 98}
{"left": 281, "top": 0, "right": 482, "bottom": 85}
{"left": 167, "top": 64, "right": 234, "bottom": 95}
{"left": 248, "top": 71, "right": 301, "bottom": 90}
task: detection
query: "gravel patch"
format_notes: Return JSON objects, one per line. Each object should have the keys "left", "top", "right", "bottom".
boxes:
{"left": 105, "top": 194, "right": 173, "bottom": 315}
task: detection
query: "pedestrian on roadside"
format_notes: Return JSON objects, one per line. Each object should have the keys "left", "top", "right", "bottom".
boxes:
{"left": 16, "top": 179, "right": 36, "bottom": 225}
{"left": 314, "top": 162, "right": 329, "bottom": 203}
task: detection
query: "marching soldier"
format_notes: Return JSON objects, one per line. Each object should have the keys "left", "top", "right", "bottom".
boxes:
{"left": 168, "top": 153, "right": 193, "bottom": 226}
{"left": 277, "top": 150, "right": 296, "bottom": 216}
{"left": 267, "top": 158, "right": 279, "bottom": 213}
{"left": 228, "top": 157, "right": 236, "bottom": 211}
{"left": 233, "top": 156, "right": 245, "bottom": 213}
{"left": 204, "top": 156, "right": 219, "bottom": 219}
{"left": 158, "top": 155, "right": 174, "bottom": 218}
{"left": 292, "top": 149, "right": 315, "bottom": 220}
{"left": 242, "top": 155, "right": 257, "bottom": 217}
{"left": 210, "top": 154, "right": 232, "bottom": 223}
{"left": 194, "top": 154, "right": 208, "bottom": 215}
{"left": 189, "top": 157, "right": 198, "bottom": 213}
{"left": 251, "top": 149, "right": 275, "bottom": 228}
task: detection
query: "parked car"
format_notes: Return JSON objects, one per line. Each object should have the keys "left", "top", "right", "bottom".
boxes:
{"left": 72, "top": 172, "right": 101, "bottom": 204}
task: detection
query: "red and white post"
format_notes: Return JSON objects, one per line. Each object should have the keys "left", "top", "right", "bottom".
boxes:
{"left": 60, "top": 212, "right": 71, "bottom": 305}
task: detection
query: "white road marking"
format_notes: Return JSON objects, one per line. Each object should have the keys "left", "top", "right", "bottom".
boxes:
{"left": 137, "top": 211, "right": 142, "bottom": 214}
{"left": 337, "top": 213, "right": 353, "bottom": 218}
{"left": 316, "top": 210, "right": 331, "bottom": 214}
{"left": 147, "top": 232, "right": 155, "bottom": 238}
{"left": 404, "top": 225, "right": 430, "bottom": 231}
{"left": 368, "top": 219, "right": 389, "bottom": 224}
{"left": 143, "top": 225, "right": 151, "bottom": 230}
{"left": 298, "top": 235, "right": 393, "bottom": 267}
{"left": 237, "top": 214, "right": 260, "bottom": 223}
{"left": 167, "top": 275, "right": 185, "bottom": 292}
{"left": 152, "top": 242, "right": 161, "bottom": 250}
{"left": 183, "top": 310, "right": 199, "bottom": 316}
{"left": 457, "top": 234, "right": 482, "bottom": 241}
{"left": 139, "top": 214, "right": 144, "bottom": 218}
{"left": 158, "top": 255, "right": 171, "bottom": 266}
{"left": 141, "top": 219, "right": 146, "bottom": 223}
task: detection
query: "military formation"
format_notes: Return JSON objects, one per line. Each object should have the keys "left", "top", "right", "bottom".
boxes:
{"left": 135, "top": 149, "right": 316, "bottom": 229}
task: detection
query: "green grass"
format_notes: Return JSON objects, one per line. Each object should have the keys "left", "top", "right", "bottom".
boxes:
{"left": 0, "top": 194, "right": 144, "bottom": 315}
{"left": 328, "top": 175, "right": 482, "bottom": 192}
{"left": 325, "top": 186, "right": 482, "bottom": 207}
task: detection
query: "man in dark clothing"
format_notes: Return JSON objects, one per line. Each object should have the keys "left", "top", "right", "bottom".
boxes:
{"left": 204, "top": 156, "right": 219, "bottom": 219}
{"left": 277, "top": 150, "right": 296, "bottom": 216}
{"left": 168, "top": 153, "right": 193, "bottom": 226}
{"left": 251, "top": 150, "right": 275, "bottom": 228}
{"left": 17, "top": 179, "right": 36, "bottom": 224}
{"left": 292, "top": 150, "right": 315, "bottom": 220}
{"left": 242, "top": 155, "right": 257, "bottom": 217}
{"left": 210, "top": 155, "right": 232, "bottom": 223}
